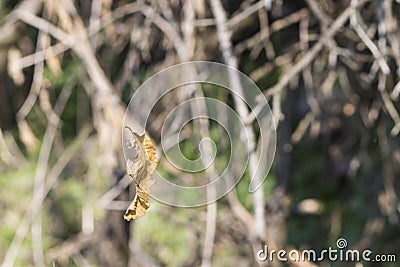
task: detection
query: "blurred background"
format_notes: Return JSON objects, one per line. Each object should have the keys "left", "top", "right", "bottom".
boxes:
{"left": 0, "top": 0, "right": 399, "bottom": 266}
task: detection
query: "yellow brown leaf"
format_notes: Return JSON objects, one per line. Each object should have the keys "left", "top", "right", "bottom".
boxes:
{"left": 124, "top": 126, "right": 158, "bottom": 221}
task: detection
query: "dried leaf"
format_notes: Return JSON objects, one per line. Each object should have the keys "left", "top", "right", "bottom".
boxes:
{"left": 124, "top": 126, "right": 158, "bottom": 221}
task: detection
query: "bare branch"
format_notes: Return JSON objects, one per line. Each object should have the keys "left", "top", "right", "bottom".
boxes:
{"left": 226, "top": 1, "right": 265, "bottom": 28}
{"left": 265, "top": 0, "right": 371, "bottom": 97}
{"left": 139, "top": 4, "right": 187, "bottom": 61}
{"left": 31, "top": 80, "right": 75, "bottom": 267}
{"left": 350, "top": 0, "right": 390, "bottom": 75}
{"left": 209, "top": 0, "right": 267, "bottom": 262}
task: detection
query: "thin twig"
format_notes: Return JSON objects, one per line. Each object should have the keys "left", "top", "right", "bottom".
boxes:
{"left": 98, "top": 174, "right": 133, "bottom": 208}
{"left": 377, "top": 127, "right": 399, "bottom": 223}
{"left": 255, "top": 8, "right": 275, "bottom": 60}
{"left": 0, "top": 128, "right": 20, "bottom": 167}
{"left": 350, "top": 0, "right": 390, "bottom": 75}
{"left": 381, "top": 91, "right": 400, "bottom": 136}
{"left": 304, "top": 0, "right": 332, "bottom": 26}
{"left": 31, "top": 80, "right": 75, "bottom": 267}
{"left": 14, "top": 2, "right": 141, "bottom": 70}
{"left": 235, "top": 8, "right": 309, "bottom": 54}
{"left": 88, "top": 0, "right": 103, "bottom": 47}
{"left": 30, "top": 29, "right": 54, "bottom": 267}
{"left": 15, "top": 44, "right": 44, "bottom": 122}
{"left": 0, "top": 0, "right": 42, "bottom": 46}
{"left": 182, "top": 0, "right": 196, "bottom": 61}
{"left": 189, "top": 87, "right": 218, "bottom": 267}
{"left": 182, "top": 3, "right": 218, "bottom": 261}
{"left": 226, "top": 0, "right": 265, "bottom": 28}
{"left": 15, "top": 9, "right": 74, "bottom": 46}
{"left": 139, "top": 4, "right": 187, "bottom": 61}
{"left": 383, "top": 0, "right": 400, "bottom": 80}
{"left": 209, "top": 0, "right": 267, "bottom": 262}
{"left": 264, "top": 0, "right": 371, "bottom": 97}
{"left": 47, "top": 233, "right": 95, "bottom": 262}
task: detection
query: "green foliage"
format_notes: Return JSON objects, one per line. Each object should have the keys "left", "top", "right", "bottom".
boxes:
{"left": 0, "top": 163, "right": 35, "bottom": 260}
{"left": 135, "top": 210, "right": 192, "bottom": 266}
{"left": 43, "top": 60, "right": 80, "bottom": 88}
{"left": 49, "top": 177, "right": 85, "bottom": 238}
{"left": 236, "top": 170, "right": 275, "bottom": 211}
